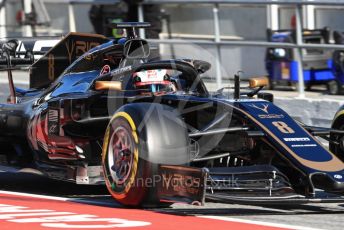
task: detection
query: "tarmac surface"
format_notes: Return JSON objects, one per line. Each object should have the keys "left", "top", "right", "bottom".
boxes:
{"left": 1, "top": 170, "right": 344, "bottom": 230}
{"left": 1, "top": 71, "right": 344, "bottom": 229}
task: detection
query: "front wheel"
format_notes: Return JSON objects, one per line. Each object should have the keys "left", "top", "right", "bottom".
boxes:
{"left": 102, "top": 112, "right": 148, "bottom": 206}
{"left": 102, "top": 103, "right": 189, "bottom": 207}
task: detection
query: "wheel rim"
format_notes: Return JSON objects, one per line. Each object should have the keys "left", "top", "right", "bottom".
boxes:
{"left": 108, "top": 126, "right": 134, "bottom": 185}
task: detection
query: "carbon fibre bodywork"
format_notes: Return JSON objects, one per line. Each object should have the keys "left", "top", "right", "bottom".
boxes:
{"left": 1, "top": 25, "right": 344, "bottom": 205}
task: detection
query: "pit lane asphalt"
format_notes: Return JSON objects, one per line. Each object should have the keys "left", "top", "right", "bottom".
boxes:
{"left": 1, "top": 170, "right": 344, "bottom": 230}
{"left": 1, "top": 73, "right": 344, "bottom": 229}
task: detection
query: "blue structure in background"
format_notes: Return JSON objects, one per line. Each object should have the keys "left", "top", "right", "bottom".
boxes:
{"left": 265, "top": 28, "right": 342, "bottom": 94}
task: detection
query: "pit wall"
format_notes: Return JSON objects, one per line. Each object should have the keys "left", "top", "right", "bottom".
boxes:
{"left": 274, "top": 97, "right": 343, "bottom": 128}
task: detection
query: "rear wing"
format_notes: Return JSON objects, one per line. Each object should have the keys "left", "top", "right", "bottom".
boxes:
{"left": 0, "top": 33, "right": 110, "bottom": 89}
{"left": 0, "top": 37, "right": 61, "bottom": 67}
{"left": 29, "top": 33, "right": 110, "bottom": 89}
{"left": 0, "top": 33, "right": 110, "bottom": 104}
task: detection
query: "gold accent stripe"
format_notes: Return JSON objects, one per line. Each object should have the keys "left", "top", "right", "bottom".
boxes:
{"left": 232, "top": 103, "right": 344, "bottom": 172}
{"left": 160, "top": 165, "right": 201, "bottom": 172}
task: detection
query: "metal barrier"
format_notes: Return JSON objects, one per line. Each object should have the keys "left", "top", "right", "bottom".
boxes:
{"left": 139, "top": 0, "right": 344, "bottom": 97}
{"left": 2, "top": 0, "right": 344, "bottom": 97}
{"left": 42, "top": 0, "right": 119, "bottom": 33}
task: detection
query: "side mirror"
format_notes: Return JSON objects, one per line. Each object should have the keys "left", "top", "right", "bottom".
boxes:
{"left": 258, "top": 92, "right": 274, "bottom": 103}
{"left": 249, "top": 77, "right": 269, "bottom": 89}
{"left": 95, "top": 81, "right": 122, "bottom": 91}
{"left": 123, "top": 39, "right": 150, "bottom": 59}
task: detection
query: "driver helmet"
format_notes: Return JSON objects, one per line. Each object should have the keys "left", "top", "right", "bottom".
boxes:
{"left": 133, "top": 69, "right": 176, "bottom": 94}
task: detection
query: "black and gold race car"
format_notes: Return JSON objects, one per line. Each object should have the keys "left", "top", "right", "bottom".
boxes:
{"left": 1, "top": 23, "right": 344, "bottom": 207}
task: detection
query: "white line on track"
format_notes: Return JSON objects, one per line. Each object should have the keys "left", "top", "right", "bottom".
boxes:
{"left": 0, "top": 190, "right": 326, "bottom": 230}
{"left": 198, "top": 216, "right": 325, "bottom": 230}
{"left": 0, "top": 190, "right": 116, "bottom": 207}
{"left": 0, "top": 190, "right": 69, "bottom": 201}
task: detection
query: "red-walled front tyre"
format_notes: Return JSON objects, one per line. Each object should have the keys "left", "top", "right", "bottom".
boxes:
{"left": 102, "top": 112, "right": 149, "bottom": 207}
{"left": 102, "top": 103, "right": 189, "bottom": 207}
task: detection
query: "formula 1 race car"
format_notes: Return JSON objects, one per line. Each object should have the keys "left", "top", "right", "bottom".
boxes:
{"left": 1, "top": 22, "right": 344, "bottom": 207}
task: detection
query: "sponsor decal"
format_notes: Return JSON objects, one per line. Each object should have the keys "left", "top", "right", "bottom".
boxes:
{"left": 283, "top": 136, "right": 315, "bottom": 148}
{"left": 48, "top": 109, "right": 59, "bottom": 135}
{"left": 110, "top": 66, "right": 132, "bottom": 77}
{"left": 291, "top": 144, "right": 317, "bottom": 148}
{"left": 258, "top": 114, "right": 284, "bottom": 119}
{"left": 65, "top": 40, "right": 100, "bottom": 64}
{"left": 284, "top": 137, "right": 310, "bottom": 142}
{"left": 136, "top": 69, "right": 167, "bottom": 82}
{"left": 84, "top": 54, "right": 96, "bottom": 61}
{"left": 17, "top": 40, "right": 59, "bottom": 59}
{"left": 0, "top": 191, "right": 290, "bottom": 230}
{"left": 249, "top": 104, "right": 284, "bottom": 119}
{"left": 249, "top": 104, "right": 269, "bottom": 114}
{"left": 162, "top": 173, "right": 201, "bottom": 195}
{"left": 0, "top": 203, "right": 150, "bottom": 228}
{"left": 157, "top": 165, "right": 206, "bottom": 204}
{"left": 100, "top": 65, "right": 111, "bottom": 75}
{"left": 334, "top": 174, "right": 343, "bottom": 179}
